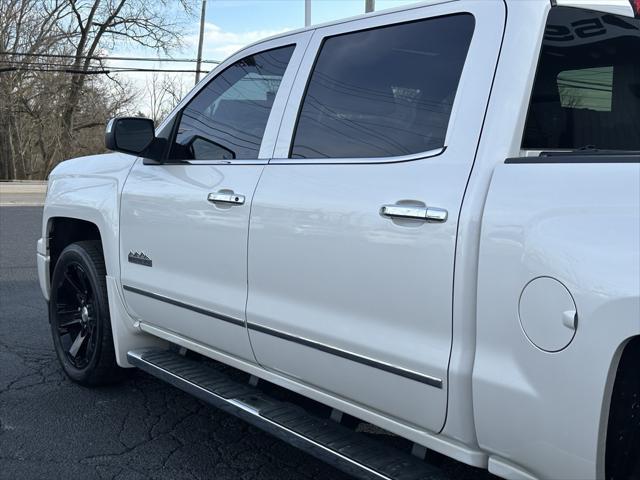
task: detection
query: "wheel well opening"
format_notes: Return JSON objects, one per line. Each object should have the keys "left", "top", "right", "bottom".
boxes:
{"left": 48, "top": 218, "right": 102, "bottom": 278}
{"left": 606, "top": 336, "right": 640, "bottom": 480}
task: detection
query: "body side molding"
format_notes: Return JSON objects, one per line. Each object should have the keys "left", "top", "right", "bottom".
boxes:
{"left": 122, "top": 285, "right": 443, "bottom": 388}
{"left": 248, "top": 323, "right": 443, "bottom": 389}
{"left": 122, "top": 285, "right": 245, "bottom": 327}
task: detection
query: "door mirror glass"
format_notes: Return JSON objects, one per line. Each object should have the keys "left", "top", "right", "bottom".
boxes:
{"left": 105, "top": 117, "right": 155, "bottom": 155}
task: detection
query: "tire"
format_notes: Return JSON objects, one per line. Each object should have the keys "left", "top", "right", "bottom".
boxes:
{"left": 49, "top": 240, "right": 124, "bottom": 386}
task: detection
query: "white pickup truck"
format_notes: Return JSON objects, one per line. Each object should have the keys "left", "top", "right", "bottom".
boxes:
{"left": 36, "top": 1, "right": 640, "bottom": 479}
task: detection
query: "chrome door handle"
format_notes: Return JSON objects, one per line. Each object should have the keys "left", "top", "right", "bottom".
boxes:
{"left": 380, "top": 204, "right": 448, "bottom": 222}
{"left": 207, "top": 192, "right": 245, "bottom": 205}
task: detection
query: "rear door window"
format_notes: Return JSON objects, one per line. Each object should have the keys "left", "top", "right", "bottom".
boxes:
{"left": 523, "top": 8, "right": 640, "bottom": 151}
{"left": 290, "top": 14, "right": 475, "bottom": 159}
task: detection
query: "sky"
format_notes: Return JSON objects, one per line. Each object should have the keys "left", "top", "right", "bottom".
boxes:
{"left": 107, "top": 0, "right": 422, "bottom": 117}
{"left": 188, "top": 0, "right": 421, "bottom": 59}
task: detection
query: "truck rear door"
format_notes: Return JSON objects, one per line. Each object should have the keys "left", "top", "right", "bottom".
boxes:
{"left": 246, "top": 1, "right": 505, "bottom": 433}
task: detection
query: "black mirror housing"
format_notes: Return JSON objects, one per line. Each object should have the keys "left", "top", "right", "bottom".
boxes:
{"left": 105, "top": 117, "right": 155, "bottom": 155}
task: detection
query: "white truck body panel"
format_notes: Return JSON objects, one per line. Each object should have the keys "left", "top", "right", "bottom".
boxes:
{"left": 36, "top": 1, "right": 640, "bottom": 478}
{"left": 476, "top": 163, "right": 640, "bottom": 479}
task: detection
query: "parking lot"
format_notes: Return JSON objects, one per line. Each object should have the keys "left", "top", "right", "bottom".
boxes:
{"left": 1, "top": 207, "right": 360, "bottom": 480}
{"left": 0, "top": 206, "right": 488, "bottom": 480}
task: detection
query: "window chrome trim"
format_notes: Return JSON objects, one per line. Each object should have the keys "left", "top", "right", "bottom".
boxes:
{"left": 144, "top": 159, "right": 270, "bottom": 166}
{"left": 183, "top": 159, "right": 269, "bottom": 166}
{"left": 269, "top": 147, "right": 445, "bottom": 165}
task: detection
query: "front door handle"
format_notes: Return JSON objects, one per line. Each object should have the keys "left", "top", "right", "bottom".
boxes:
{"left": 207, "top": 191, "right": 245, "bottom": 205}
{"left": 380, "top": 204, "right": 448, "bottom": 222}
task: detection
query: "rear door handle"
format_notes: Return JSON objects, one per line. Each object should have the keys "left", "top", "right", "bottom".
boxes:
{"left": 380, "top": 205, "right": 448, "bottom": 222}
{"left": 208, "top": 191, "right": 245, "bottom": 205}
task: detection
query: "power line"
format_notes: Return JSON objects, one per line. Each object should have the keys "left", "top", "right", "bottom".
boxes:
{"left": 0, "top": 66, "right": 104, "bottom": 74}
{"left": 0, "top": 51, "right": 221, "bottom": 64}
{"left": 0, "top": 58, "right": 210, "bottom": 71}
{"left": 0, "top": 65, "right": 208, "bottom": 74}
{"left": 0, "top": 59, "right": 210, "bottom": 74}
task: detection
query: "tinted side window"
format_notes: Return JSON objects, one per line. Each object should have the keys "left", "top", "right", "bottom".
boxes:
{"left": 523, "top": 8, "right": 640, "bottom": 150}
{"left": 290, "top": 14, "right": 474, "bottom": 159}
{"left": 172, "top": 45, "right": 294, "bottom": 160}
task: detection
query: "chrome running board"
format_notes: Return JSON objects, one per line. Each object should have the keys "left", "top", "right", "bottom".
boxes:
{"left": 127, "top": 349, "right": 445, "bottom": 480}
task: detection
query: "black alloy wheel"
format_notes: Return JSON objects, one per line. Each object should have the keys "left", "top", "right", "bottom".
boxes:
{"left": 53, "top": 261, "right": 97, "bottom": 368}
{"left": 49, "top": 241, "right": 123, "bottom": 385}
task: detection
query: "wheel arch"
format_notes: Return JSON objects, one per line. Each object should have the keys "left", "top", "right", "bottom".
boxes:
{"left": 40, "top": 204, "right": 120, "bottom": 302}
{"left": 47, "top": 217, "right": 104, "bottom": 280}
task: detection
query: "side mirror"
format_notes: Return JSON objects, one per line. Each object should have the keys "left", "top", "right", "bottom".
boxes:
{"left": 105, "top": 117, "right": 155, "bottom": 155}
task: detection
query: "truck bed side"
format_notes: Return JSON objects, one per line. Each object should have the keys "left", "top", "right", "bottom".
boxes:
{"left": 474, "top": 156, "right": 640, "bottom": 479}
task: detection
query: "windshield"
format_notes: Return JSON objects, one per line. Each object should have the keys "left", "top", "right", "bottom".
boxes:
{"left": 522, "top": 7, "right": 640, "bottom": 151}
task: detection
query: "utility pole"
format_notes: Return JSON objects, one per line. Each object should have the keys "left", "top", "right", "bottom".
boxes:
{"left": 195, "top": 0, "right": 207, "bottom": 85}
{"left": 365, "top": 0, "right": 375, "bottom": 13}
{"left": 305, "top": 0, "right": 311, "bottom": 27}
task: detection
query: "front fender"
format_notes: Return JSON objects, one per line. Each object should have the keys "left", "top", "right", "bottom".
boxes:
{"left": 39, "top": 152, "right": 169, "bottom": 366}
{"left": 41, "top": 152, "right": 138, "bottom": 285}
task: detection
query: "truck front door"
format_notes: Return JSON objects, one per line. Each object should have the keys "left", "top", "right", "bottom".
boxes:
{"left": 119, "top": 35, "right": 309, "bottom": 360}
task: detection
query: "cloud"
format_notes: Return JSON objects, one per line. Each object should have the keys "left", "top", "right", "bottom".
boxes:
{"left": 186, "top": 22, "right": 293, "bottom": 61}
{"left": 103, "top": 23, "right": 293, "bottom": 118}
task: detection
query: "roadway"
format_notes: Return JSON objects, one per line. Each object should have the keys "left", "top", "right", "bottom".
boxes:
{"left": 0, "top": 206, "right": 489, "bottom": 480}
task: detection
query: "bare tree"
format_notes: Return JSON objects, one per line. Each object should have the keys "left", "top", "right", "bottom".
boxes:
{"left": 56, "top": 0, "right": 194, "bottom": 173}
{"left": 0, "top": 0, "right": 194, "bottom": 179}
{"left": 0, "top": 0, "right": 74, "bottom": 179}
{"left": 146, "top": 71, "right": 187, "bottom": 124}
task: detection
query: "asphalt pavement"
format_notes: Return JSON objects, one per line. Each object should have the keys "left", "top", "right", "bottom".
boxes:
{"left": 0, "top": 207, "right": 489, "bottom": 480}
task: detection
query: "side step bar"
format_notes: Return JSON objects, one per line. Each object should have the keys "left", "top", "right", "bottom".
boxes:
{"left": 127, "top": 349, "right": 446, "bottom": 480}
